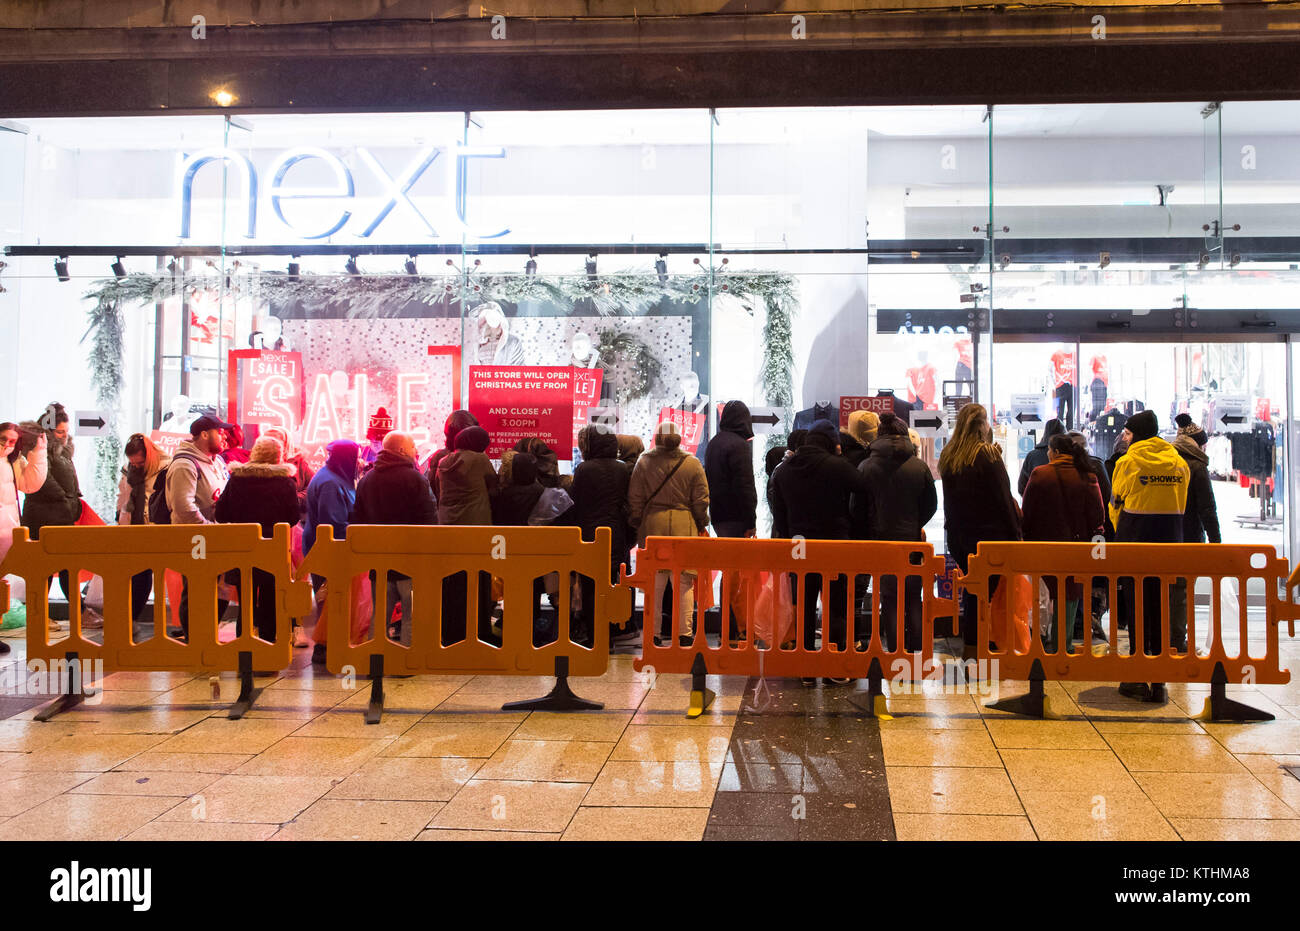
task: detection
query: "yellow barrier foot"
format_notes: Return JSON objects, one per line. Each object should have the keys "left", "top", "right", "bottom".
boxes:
{"left": 502, "top": 657, "right": 604, "bottom": 712}
{"left": 985, "top": 658, "right": 1049, "bottom": 719}
{"left": 33, "top": 650, "right": 86, "bottom": 723}
{"left": 364, "top": 655, "right": 386, "bottom": 725}
{"left": 848, "top": 658, "right": 892, "bottom": 719}
{"left": 687, "top": 688, "right": 716, "bottom": 719}
{"left": 227, "top": 651, "right": 262, "bottom": 720}
{"left": 1199, "top": 662, "right": 1274, "bottom": 723}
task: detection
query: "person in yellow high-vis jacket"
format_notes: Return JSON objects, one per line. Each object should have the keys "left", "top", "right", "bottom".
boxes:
{"left": 1107, "top": 410, "right": 1190, "bottom": 703}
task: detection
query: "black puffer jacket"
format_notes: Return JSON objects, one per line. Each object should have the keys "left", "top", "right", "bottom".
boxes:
{"left": 839, "top": 431, "right": 870, "bottom": 468}
{"left": 569, "top": 428, "right": 632, "bottom": 580}
{"left": 354, "top": 450, "right": 438, "bottom": 525}
{"left": 1173, "top": 434, "right": 1222, "bottom": 544}
{"left": 768, "top": 442, "right": 873, "bottom": 539}
{"left": 1017, "top": 419, "right": 1066, "bottom": 495}
{"left": 851, "top": 434, "right": 937, "bottom": 541}
{"left": 704, "top": 400, "right": 757, "bottom": 530}
{"left": 22, "top": 437, "right": 81, "bottom": 535}
{"left": 492, "top": 454, "right": 545, "bottom": 525}
{"left": 214, "top": 462, "right": 301, "bottom": 536}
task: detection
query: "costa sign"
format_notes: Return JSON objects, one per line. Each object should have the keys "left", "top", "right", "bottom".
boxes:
{"left": 177, "top": 143, "right": 508, "bottom": 240}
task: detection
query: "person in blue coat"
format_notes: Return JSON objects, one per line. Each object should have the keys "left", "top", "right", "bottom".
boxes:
{"left": 304, "top": 439, "right": 359, "bottom": 663}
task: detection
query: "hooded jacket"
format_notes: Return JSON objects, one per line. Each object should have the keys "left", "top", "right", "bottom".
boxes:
{"left": 768, "top": 439, "right": 873, "bottom": 540}
{"left": 570, "top": 428, "right": 631, "bottom": 570}
{"left": 1021, "top": 456, "right": 1105, "bottom": 543}
{"left": 117, "top": 453, "right": 171, "bottom": 526}
{"left": 425, "top": 410, "right": 478, "bottom": 500}
{"left": 354, "top": 449, "right": 439, "bottom": 526}
{"left": 437, "top": 444, "right": 498, "bottom": 526}
{"left": 1109, "top": 436, "right": 1190, "bottom": 542}
{"left": 616, "top": 434, "right": 645, "bottom": 466}
{"left": 214, "top": 461, "right": 301, "bottom": 536}
{"left": 704, "top": 400, "right": 757, "bottom": 530}
{"left": 851, "top": 434, "right": 937, "bottom": 541}
{"left": 492, "top": 453, "right": 544, "bottom": 525}
{"left": 304, "top": 440, "right": 359, "bottom": 552}
{"left": 628, "top": 444, "right": 710, "bottom": 545}
{"left": 164, "top": 439, "right": 229, "bottom": 525}
{"left": 22, "top": 435, "right": 82, "bottom": 533}
{"left": 1172, "top": 433, "right": 1222, "bottom": 544}
{"left": 1017, "top": 419, "right": 1066, "bottom": 495}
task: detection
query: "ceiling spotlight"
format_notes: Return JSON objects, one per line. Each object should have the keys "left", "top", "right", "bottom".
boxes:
{"left": 1099, "top": 251, "right": 1111, "bottom": 269}
{"left": 586, "top": 253, "right": 598, "bottom": 281}
{"left": 54, "top": 256, "right": 70, "bottom": 282}
{"left": 1197, "top": 252, "right": 1211, "bottom": 269}
{"left": 166, "top": 257, "right": 178, "bottom": 275}
{"left": 345, "top": 256, "right": 360, "bottom": 276}
{"left": 1230, "top": 253, "right": 1242, "bottom": 267}
{"left": 525, "top": 251, "right": 537, "bottom": 277}
{"left": 287, "top": 258, "right": 300, "bottom": 280}
{"left": 655, "top": 253, "right": 668, "bottom": 285}
{"left": 111, "top": 257, "right": 126, "bottom": 279}
{"left": 999, "top": 254, "right": 1011, "bottom": 270}
{"left": 404, "top": 255, "right": 418, "bottom": 276}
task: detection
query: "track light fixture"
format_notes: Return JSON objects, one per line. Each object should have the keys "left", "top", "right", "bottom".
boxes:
{"left": 1197, "top": 252, "right": 1211, "bottom": 269}
{"left": 167, "top": 257, "right": 178, "bottom": 275}
{"left": 54, "top": 256, "right": 70, "bottom": 282}
{"left": 1099, "top": 251, "right": 1111, "bottom": 269}
{"left": 655, "top": 253, "right": 668, "bottom": 285}
{"left": 1230, "top": 253, "right": 1242, "bottom": 267}
{"left": 525, "top": 249, "right": 537, "bottom": 277}
{"left": 111, "top": 257, "right": 126, "bottom": 279}
{"left": 404, "top": 255, "right": 418, "bottom": 276}
{"left": 287, "top": 257, "right": 300, "bottom": 280}
{"left": 586, "top": 252, "right": 598, "bottom": 281}
{"left": 345, "top": 256, "right": 360, "bottom": 276}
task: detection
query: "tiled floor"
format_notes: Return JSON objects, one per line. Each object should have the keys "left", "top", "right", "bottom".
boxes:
{"left": 1, "top": 628, "right": 1299, "bottom": 840}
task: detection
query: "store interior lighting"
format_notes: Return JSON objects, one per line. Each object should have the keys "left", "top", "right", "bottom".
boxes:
{"left": 111, "top": 256, "right": 126, "bottom": 278}
{"left": 287, "top": 258, "right": 299, "bottom": 279}
{"left": 404, "top": 255, "right": 418, "bottom": 276}
{"left": 345, "top": 255, "right": 360, "bottom": 276}
{"left": 586, "top": 252, "right": 598, "bottom": 281}
{"left": 54, "top": 256, "right": 69, "bottom": 282}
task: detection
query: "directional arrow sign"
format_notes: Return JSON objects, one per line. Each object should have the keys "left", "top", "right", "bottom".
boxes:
{"left": 748, "top": 406, "right": 787, "bottom": 434}
{"left": 1010, "top": 393, "right": 1047, "bottom": 431}
{"left": 909, "top": 409, "right": 948, "bottom": 437}
{"left": 1215, "top": 395, "right": 1251, "bottom": 433}
{"left": 1015, "top": 412, "right": 1042, "bottom": 424}
{"left": 75, "top": 410, "right": 110, "bottom": 437}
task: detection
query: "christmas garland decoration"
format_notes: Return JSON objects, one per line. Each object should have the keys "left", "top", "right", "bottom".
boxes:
{"left": 80, "top": 293, "right": 125, "bottom": 520}
{"left": 595, "top": 328, "right": 662, "bottom": 402}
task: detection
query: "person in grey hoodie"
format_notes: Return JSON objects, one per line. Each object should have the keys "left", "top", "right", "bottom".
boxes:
{"left": 168, "top": 415, "right": 232, "bottom": 640}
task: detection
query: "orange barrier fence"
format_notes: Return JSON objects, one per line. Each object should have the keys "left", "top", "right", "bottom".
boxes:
{"left": 1, "top": 524, "right": 311, "bottom": 720}
{"left": 958, "top": 542, "right": 1298, "bottom": 721}
{"left": 625, "top": 536, "right": 956, "bottom": 717}
{"left": 297, "top": 525, "right": 632, "bottom": 722}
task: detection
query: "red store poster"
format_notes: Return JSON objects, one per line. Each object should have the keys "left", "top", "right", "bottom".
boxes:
{"left": 657, "top": 406, "right": 706, "bottom": 455}
{"left": 227, "top": 350, "right": 306, "bottom": 431}
{"left": 150, "top": 430, "right": 187, "bottom": 459}
{"left": 469, "top": 366, "right": 577, "bottom": 459}
{"left": 839, "top": 395, "right": 893, "bottom": 428}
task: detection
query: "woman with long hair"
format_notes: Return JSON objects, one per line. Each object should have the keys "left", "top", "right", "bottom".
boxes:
{"left": 116, "top": 433, "right": 171, "bottom": 630}
{"left": 938, "top": 403, "right": 1022, "bottom": 665}
{"left": 0, "top": 422, "right": 47, "bottom": 654}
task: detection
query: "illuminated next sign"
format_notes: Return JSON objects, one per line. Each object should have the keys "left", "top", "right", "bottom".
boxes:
{"left": 178, "top": 144, "right": 508, "bottom": 240}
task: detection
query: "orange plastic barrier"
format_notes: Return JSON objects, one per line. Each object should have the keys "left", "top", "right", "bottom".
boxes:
{"left": 296, "top": 525, "right": 632, "bottom": 722}
{"left": 958, "top": 541, "right": 1297, "bottom": 721}
{"left": 0, "top": 524, "right": 312, "bottom": 720}
{"left": 625, "top": 536, "right": 956, "bottom": 717}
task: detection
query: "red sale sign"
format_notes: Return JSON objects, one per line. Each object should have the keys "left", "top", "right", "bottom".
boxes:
{"left": 228, "top": 350, "right": 306, "bottom": 431}
{"left": 469, "top": 366, "right": 578, "bottom": 459}
{"left": 572, "top": 368, "right": 603, "bottom": 437}
{"left": 150, "top": 430, "right": 187, "bottom": 459}
{"left": 657, "top": 407, "right": 706, "bottom": 455}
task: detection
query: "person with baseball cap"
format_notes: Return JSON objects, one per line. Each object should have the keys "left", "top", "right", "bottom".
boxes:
{"left": 165, "top": 414, "right": 233, "bottom": 640}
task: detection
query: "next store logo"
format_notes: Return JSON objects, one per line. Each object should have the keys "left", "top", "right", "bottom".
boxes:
{"left": 177, "top": 144, "right": 509, "bottom": 241}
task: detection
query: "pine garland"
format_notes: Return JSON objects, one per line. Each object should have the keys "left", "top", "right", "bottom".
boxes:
{"left": 80, "top": 293, "right": 125, "bottom": 520}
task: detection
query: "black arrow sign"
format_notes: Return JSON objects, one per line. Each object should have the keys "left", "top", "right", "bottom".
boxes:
{"left": 1220, "top": 415, "right": 1247, "bottom": 425}
{"left": 1015, "top": 412, "right": 1042, "bottom": 424}
{"left": 913, "top": 416, "right": 944, "bottom": 430}
{"left": 78, "top": 417, "right": 105, "bottom": 430}
{"left": 752, "top": 413, "right": 781, "bottom": 426}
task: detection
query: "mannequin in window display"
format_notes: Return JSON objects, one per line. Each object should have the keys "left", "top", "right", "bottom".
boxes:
{"left": 1088, "top": 355, "right": 1109, "bottom": 421}
{"left": 249, "top": 314, "right": 288, "bottom": 352}
{"left": 792, "top": 400, "right": 835, "bottom": 431}
{"left": 1050, "top": 345, "right": 1076, "bottom": 430}
{"left": 873, "top": 388, "right": 913, "bottom": 419}
{"left": 569, "top": 330, "right": 614, "bottom": 403}
{"left": 954, "top": 337, "right": 974, "bottom": 384}
{"left": 158, "top": 395, "right": 194, "bottom": 434}
{"left": 474, "top": 302, "right": 525, "bottom": 365}
{"left": 906, "top": 350, "right": 938, "bottom": 410}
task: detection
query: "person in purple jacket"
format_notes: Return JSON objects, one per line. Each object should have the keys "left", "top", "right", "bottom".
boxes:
{"left": 304, "top": 439, "right": 359, "bottom": 664}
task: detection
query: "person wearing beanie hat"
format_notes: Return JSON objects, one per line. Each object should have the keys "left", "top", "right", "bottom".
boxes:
{"left": 214, "top": 434, "right": 301, "bottom": 642}
{"left": 768, "top": 417, "right": 873, "bottom": 669}
{"left": 1171, "top": 413, "right": 1221, "bottom": 546}
{"left": 846, "top": 410, "right": 880, "bottom": 450}
{"left": 628, "top": 418, "right": 710, "bottom": 645}
{"left": 361, "top": 407, "right": 394, "bottom": 468}
{"left": 1109, "top": 407, "right": 1190, "bottom": 703}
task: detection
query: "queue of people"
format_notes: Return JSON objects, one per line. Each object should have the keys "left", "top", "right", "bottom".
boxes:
{"left": 0, "top": 399, "right": 1215, "bottom": 702}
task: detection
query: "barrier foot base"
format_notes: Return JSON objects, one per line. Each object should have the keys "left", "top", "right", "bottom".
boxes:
{"left": 502, "top": 657, "right": 603, "bottom": 712}
{"left": 365, "top": 655, "right": 386, "bottom": 725}
{"left": 1200, "top": 663, "right": 1274, "bottom": 723}
{"left": 228, "top": 652, "right": 261, "bottom": 720}
{"left": 34, "top": 652, "right": 86, "bottom": 722}
{"left": 985, "top": 658, "right": 1053, "bottom": 719}
{"left": 848, "top": 657, "right": 892, "bottom": 719}
{"left": 684, "top": 652, "right": 715, "bottom": 719}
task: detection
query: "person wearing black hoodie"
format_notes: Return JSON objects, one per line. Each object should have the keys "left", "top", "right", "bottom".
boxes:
{"left": 705, "top": 400, "right": 757, "bottom": 538}
{"left": 1017, "top": 418, "right": 1066, "bottom": 495}
{"left": 353, "top": 432, "right": 438, "bottom": 647}
{"left": 570, "top": 426, "right": 633, "bottom": 640}
{"left": 768, "top": 420, "right": 874, "bottom": 656}
{"left": 1172, "top": 413, "right": 1222, "bottom": 544}
{"left": 426, "top": 409, "right": 478, "bottom": 502}
{"left": 851, "top": 413, "right": 937, "bottom": 652}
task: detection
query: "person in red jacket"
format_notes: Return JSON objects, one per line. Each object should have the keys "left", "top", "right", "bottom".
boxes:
{"left": 1021, "top": 434, "right": 1105, "bottom": 652}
